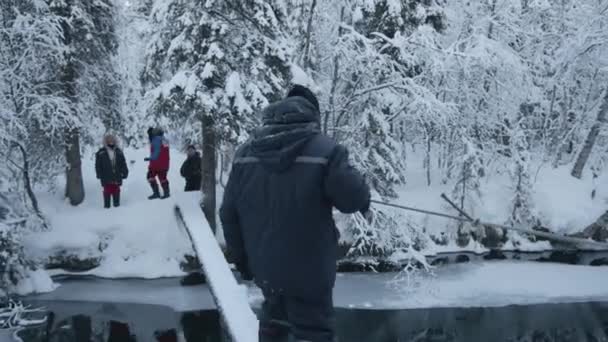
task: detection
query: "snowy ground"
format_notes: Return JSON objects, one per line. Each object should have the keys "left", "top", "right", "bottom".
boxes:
{"left": 25, "top": 261, "right": 608, "bottom": 311}
{"left": 24, "top": 147, "right": 195, "bottom": 280}
{"left": 377, "top": 147, "right": 608, "bottom": 254}
{"left": 20, "top": 146, "right": 608, "bottom": 284}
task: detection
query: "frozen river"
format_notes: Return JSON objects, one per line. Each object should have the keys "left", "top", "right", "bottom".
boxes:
{"left": 28, "top": 261, "right": 608, "bottom": 311}
{"left": 18, "top": 261, "right": 608, "bottom": 341}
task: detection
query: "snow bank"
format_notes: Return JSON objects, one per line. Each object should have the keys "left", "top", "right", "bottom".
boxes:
{"left": 25, "top": 148, "right": 195, "bottom": 279}
{"left": 13, "top": 269, "right": 57, "bottom": 296}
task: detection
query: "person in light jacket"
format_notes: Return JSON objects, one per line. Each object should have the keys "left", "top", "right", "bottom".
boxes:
{"left": 95, "top": 134, "right": 128, "bottom": 208}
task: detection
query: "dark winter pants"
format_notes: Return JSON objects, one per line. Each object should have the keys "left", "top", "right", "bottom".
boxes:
{"left": 103, "top": 184, "right": 120, "bottom": 196}
{"left": 259, "top": 289, "right": 335, "bottom": 342}
{"left": 148, "top": 169, "right": 170, "bottom": 198}
{"left": 103, "top": 184, "right": 121, "bottom": 208}
{"left": 147, "top": 169, "right": 168, "bottom": 185}
{"left": 184, "top": 176, "right": 202, "bottom": 192}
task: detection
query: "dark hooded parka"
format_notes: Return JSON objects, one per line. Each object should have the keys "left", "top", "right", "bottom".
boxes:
{"left": 220, "top": 93, "right": 371, "bottom": 298}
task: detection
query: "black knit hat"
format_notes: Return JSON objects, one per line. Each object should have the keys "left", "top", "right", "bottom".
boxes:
{"left": 287, "top": 84, "right": 319, "bottom": 111}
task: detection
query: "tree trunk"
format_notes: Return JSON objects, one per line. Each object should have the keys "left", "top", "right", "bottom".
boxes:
{"left": 65, "top": 127, "right": 85, "bottom": 206}
{"left": 54, "top": 0, "right": 84, "bottom": 206}
{"left": 201, "top": 115, "right": 217, "bottom": 234}
{"left": 571, "top": 89, "right": 608, "bottom": 179}
{"left": 424, "top": 129, "right": 431, "bottom": 186}
{"left": 487, "top": 0, "right": 498, "bottom": 39}
{"left": 302, "top": 0, "right": 317, "bottom": 70}
{"left": 325, "top": 5, "right": 345, "bottom": 136}
{"left": 12, "top": 142, "right": 47, "bottom": 228}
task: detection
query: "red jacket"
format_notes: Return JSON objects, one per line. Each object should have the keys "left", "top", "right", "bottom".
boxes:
{"left": 149, "top": 136, "right": 170, "bottom": 171}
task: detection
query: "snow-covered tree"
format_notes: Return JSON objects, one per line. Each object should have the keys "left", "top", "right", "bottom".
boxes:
{"left": 142, "top": 0, "right": 293, "bottom": 231}
{"left": 114, "top": 0, "right": 153, "bottom": 145}
{"left": 507, "top": 122, "right": 535, "bottom": 228}
{"left": 0, "top": 223, "right": 34, "bottom": 297}
{"left": 0, "top": 0, "right": 69, "bottom": 207}
{"left": 50, "top": 0, "right": 121, "bottom": 205}
{"left": 305, "top": 0, "right": 447, "bottom": 256}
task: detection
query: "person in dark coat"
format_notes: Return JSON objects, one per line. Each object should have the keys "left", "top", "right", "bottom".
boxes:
{"left": 95, "top": 134, "right": 128, "bottom": 208}
{"left": 220, "top": 85, "right": 371, "bottom": 342}
{"left": 144, "top": 127, "right": 170, "bottom": 199}
{"left": 180, "top": 145, "right": 202, "bottom": 192}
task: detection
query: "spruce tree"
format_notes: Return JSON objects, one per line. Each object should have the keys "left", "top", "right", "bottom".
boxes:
{"left": 142, "top": 0, "right": 292, "bottom": 231}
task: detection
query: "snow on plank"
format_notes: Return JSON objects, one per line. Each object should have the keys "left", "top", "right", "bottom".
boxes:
{"left": 175, "top": 194, "right": 258, "bottom": 342}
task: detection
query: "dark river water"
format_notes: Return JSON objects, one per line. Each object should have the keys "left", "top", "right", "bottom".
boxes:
{"left": 13, "top": 300, "right": 608, "bottom": 342}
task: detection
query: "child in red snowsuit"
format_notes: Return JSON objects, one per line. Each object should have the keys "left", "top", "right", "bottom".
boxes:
{"left": 145, "top": 127, "right": 170, "bottom": 199}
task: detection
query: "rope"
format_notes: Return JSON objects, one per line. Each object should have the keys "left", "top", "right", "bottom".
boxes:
{"left": 370, "top": 199, "right": 608, "bottom": 250}
{"left": 371, "top": 200, "right": 468, "bottom": 222}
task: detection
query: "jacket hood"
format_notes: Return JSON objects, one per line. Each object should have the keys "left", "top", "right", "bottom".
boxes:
{"left": 262, "top": 96, "right": 320, "bottom": 125}
{"left": 251, "top": 97, "right": 321, "bottom": 172}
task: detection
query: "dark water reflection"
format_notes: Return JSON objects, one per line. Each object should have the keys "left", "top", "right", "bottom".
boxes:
{"left": 17, "top": 301, "right": 608, "bottom": 342}
{"left": 17, "top": 302, "right": 223, "bottom": 342}
{"left": 335, "top": 302, "right": 608, "bottom": 342}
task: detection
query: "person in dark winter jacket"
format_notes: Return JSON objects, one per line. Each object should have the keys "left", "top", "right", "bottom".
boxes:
{"left": 220, "top": 85, "right": 371, "bottom": 342}
{"left": 95, "top": 134, "right": 128, "bottom": 208}
{"left": 144, "top": 127, "right": 170, "bottom": 199}
{"left": 180, "top": 145, "right": 202, "bottom": 192}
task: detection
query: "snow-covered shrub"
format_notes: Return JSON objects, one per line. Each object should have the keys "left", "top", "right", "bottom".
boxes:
{"left": 0, "top": 193, "right": 50, "bottom": 299}
{"left": 0, "top": 223, "right": 35, "bottom": 298}
{"left": 0, "top": 300, "right": 48, "bottom": 339}
{"left": 507, "top": 126, "right": 536, "bottom": 228}
{"left": 446, "top": 139, "right": 485, "bottom": 246}
{"left": 343, "top": 205, "right": 431, "bottom": 268}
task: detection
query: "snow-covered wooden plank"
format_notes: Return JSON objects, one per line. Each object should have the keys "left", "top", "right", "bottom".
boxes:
{"left": 174, "top": 195, "right": 258, "bottom": 342}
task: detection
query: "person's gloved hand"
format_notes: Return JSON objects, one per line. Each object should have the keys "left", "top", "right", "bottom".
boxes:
{"left": 236, "top": 261, "right": 253, "bottom": 281}
{"left": 144, "top": 157, "right": 150, "bottom": 162}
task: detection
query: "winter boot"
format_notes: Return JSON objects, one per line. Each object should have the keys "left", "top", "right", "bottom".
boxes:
{"left": 161, "top": 182, "right": 170, "bottom": 199}
{"left": 112, "top": 193, "right": 120, "bottom": 207}
{"left": 148, "top": 182, "right": 161, "bottom": 200}
{"left": 103, "top": 194, "right": 111, "bottom": 209}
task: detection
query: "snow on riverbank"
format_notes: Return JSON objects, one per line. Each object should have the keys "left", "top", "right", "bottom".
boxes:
{"left": 368, "top": 147, "right": 608, "bottom": 254}
{"left": 13, "top": 269, "right": 58, "bottom": 296}
{"left": 27, "top": 261, "right": 608, "bottom": 311}
{"left": 24, "top": 148, "right": 195, "bottom": 279}
{"left": 21, "top": 145, "right": 608, "bottom": 281}
{"left": 334, "top": 261, "right": 608, "bottom": 309}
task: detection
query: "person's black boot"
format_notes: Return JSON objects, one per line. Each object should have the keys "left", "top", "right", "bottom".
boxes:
{"left": 103, "top": 194, "right": 111, "bottom": 209}
{"left": 148, "top": 182, "right": 161, "bottom": 200}
{"left": 112, "top": 193, "right": 120, "bottom": 207}
{"left": 161, "top": 182, "right": 170, "bottom": 199}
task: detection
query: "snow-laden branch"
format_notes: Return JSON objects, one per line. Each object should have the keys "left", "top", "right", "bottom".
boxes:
{"left": 369, "top": 31, "right": 471, "bottom": 59}
{"left": 0, "top": 300, "right": 47, "bottom": 330}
